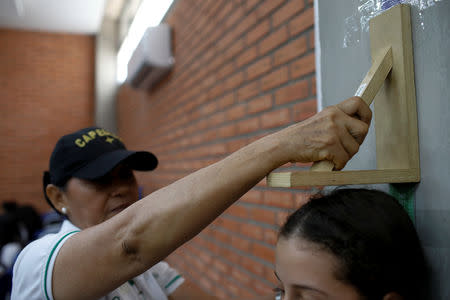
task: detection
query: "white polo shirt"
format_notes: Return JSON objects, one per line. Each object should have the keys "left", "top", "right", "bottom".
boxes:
{"left": 11, "top": 220, "right": 184, "bottom": 300}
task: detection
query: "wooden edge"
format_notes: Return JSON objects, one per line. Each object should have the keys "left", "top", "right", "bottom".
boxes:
{"left": 266, "top": 169, "right": 420, "bottom": 187}
{"left": 357, "top": 46, "right": 393, "bottom": 105}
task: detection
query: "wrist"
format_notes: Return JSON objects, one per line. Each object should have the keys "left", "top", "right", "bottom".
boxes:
{"left": 256, "top": 131, "right": 292, "bottom": 170}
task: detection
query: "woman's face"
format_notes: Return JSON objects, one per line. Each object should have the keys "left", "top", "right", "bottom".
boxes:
{"left": 62, "top": 163, "right": 139, "bottom": 229}
{"left": 274, "top": 237, "right": 363, "bottom": 300}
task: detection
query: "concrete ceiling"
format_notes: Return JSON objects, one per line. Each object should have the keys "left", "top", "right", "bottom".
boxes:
{"left": 0, "top": 0, "right": 107, "bottom": 34}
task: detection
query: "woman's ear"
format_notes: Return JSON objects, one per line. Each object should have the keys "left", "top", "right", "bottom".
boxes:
{"left": 46, "top": 184, "right": 67, "bottom": 213}
{"left": 382, "top": 292, "right": 404, "bottom": 300}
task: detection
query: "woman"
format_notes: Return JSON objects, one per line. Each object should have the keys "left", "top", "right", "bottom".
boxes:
{"left": 275, "top": 189, "right": 427, "bottom": 300}
{"left": 11, "top": 97, "right": 372, "bottom": 300}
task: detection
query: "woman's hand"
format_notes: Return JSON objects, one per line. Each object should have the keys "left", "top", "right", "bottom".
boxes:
{"left": 274, "top": 96, "right": 372, "bottom": 170}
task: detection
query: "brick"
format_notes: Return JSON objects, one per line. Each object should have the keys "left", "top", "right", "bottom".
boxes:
{"left": 231, "top": 235, "right": 252, "bottom": 252}
{"left": 249, "top": 206, "right": 276, "bottom": 224}
{"left": 218, "top": 123, "right": 237, "bottom": 138}
{"left": 264, "top": 267, "right": 280, "bottom": 285}
{"left": 256, "top": 0, "right": 285, "bottom": 19}
{"left": 241, "top": 223, "right": 264, "bottom": 240}
{"left": 225, "top": 5, "right": 245, "bottom": 29}
{"left": 240, "top": 257, "right": 267, "bottom": 277}
{"left": 275, "top": 79, "right": 309, "bottom": 105}
{"left": 273, "top": 36, "right": 308, "bottom": 66}
{"left": 272, "top": 0, "right": 305, "bottom": 27}
{"left": 215, "top": 289, "right": 229, "bottom": 300}
{"left": 237, "top": 81, "right": 260, "bottom": 102}
{"left": 276, "top": 210, "right": 292, "bottom": 227}
{"left": 208, "top": 83, "right": 225, "bottom": 100}
{"left": 232, "top": 267, "right": 253, "bottom": 285}
{"left": 220, "top": 217, "right": 241, "bottom": 233}
{"left": 259, "top": 26, "right": 289, "bottom": 55}
{"left": 201, "top": 101, "right": 218, "bottom": 116}
{"left": 252, "top": 243, "right": 275, "bottom": 262}
{"left": 311, "top": 76, "right": 317, "bottom": 95}
{"left": 226, "top": 138, "right": 249, "bottom": 152}
{"left": 241, "top": 189, "right": 263, "bottom": 204}
{"left": 293, "top": 99, "right": 317, "bottom": 122}
{"left": 225, "top": 204, "right": 249, "bottom": 219}
{"left": 237, "top": 117, "right": 260, "bottom": 134}
{"left": 206, "top": 268, "right": 221, "bottom": 282}
{"left": 264, "top": 228, "right": 279, "bottom": 246}
{"left": 253, "top": 280, "right": 274, "bottom": 296}
{"left": 246, "top": 0, "right": 260, "bottom": 11}
{"left": 0, "top": 29, "right": 94, "bottom": 213}
{"left": 309, "top": 29, "right": 315, "bottom": 49}
{"left": 246, "top": 56, "right": 272, "bottom": 80}
{"left": 289, "top": 7, "right": 315, "bottom": 36}
{"left": 294, "top": 192, "right": 311, "bottom": 207}
{"left": 236, "top": 46, "right": 258, "bottom": 68}
{"left": 218, "top": 93, "right": 235, "bottom": 109}
{"left": 199, "top": 277, "right": 214, "bottom": 291}
{"left": 234, "top": 10, "right": 258, "bottom": 38}
{"left": 214, "top": 259, "right": 230, "bottom": 274}
{"left": 260, "top": 108, "right": 290, "bottom": 129}
{"left": 213, "top": 229, "right": 232, "bottom": 244}
{"left": 219, "top": 246, "right": 241, "bottom": 265}
{"left": 264, "top": 190, "right": 294, "bottom": 208}
{"left": 217, "top": 60, "right": 234, "bottom": 80}
{"left": 248, "top": 95, "right": 273, "bottom": 114}
{"left": 223, "top": 278, "right": 241, "bottom": 297}
{"left": 224, "top": 38, "right": 246, "bottom": 61}
{"left": 246, "top": 20, "right": 270, "bottom": 45}
{"left": 291, "top": 52, "right": 315, "bottom": 79}
{"left": 226, "top": 104, "right": 246, "bottom": 121}
{"left": 207, "top": 112, "right": 226, "bottom": 127}
{"left": 261, "top": 66, "right": 289, "bottom": 91}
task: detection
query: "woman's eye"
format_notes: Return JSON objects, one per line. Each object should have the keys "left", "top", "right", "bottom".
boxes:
{"left": 273, "top": 287, "right": 284, "bottom": 300}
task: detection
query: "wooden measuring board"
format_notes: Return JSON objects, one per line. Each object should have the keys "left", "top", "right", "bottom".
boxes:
{"left": 267, "top": 4, "right": 420, "bottom": 188}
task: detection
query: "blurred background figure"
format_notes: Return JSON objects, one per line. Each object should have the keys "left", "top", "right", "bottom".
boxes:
{"left": 0, "top": 201, "right": 43, "bottom": 300}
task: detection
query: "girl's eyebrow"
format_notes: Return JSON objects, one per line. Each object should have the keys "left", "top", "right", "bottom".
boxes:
{"left": 274, "top": 271, "right": 329, "bottom": 296}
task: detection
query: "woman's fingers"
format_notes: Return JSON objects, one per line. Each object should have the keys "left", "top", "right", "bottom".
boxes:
{"left": 280, "top": 97, "right": 372, "bottom": 167}
{"left": 337, "top": 125, "right": 361, "bottom": 160}
{"left": 336, "top": 96, "right": 372, "bottom": 126}
{"left": 344, "top": 117, "right": 370, "bottom": 145}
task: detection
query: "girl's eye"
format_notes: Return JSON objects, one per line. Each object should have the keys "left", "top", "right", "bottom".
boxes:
{"left": 273, "top": 287, "right": 284, "bottom": 300}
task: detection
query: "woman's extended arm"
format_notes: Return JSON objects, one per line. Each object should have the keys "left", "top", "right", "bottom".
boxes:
{"left": 52, "top": 97, "right": 371, "bottom": 300}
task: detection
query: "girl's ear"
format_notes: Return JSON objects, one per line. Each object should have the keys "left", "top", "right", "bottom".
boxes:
{"left": 382, "top": 292, "right": 404, "bottom": 300}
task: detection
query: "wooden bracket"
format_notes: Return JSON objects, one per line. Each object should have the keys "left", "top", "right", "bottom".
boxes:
{"left": 267, "top": 4, "right": 420, "bottom": 188}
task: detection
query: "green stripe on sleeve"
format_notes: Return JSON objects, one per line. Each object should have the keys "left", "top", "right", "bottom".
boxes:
{"left": 44, "top": 230, "right": 80, "bottom": 300}
{"left": 164, "top": 274, "right": 182, "bottom": 289}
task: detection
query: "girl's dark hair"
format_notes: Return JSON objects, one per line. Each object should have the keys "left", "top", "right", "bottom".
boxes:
{"left": 279, "top": 188, "right": 427, "bottom": 300}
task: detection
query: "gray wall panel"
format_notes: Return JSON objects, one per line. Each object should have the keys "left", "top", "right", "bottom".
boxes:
{"left": 317, "top": 0, "right": 450, "bottom": 297}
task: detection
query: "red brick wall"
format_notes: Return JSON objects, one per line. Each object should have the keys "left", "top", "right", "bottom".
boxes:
{"left": 0, "top": 29, "right": 95, "bottom": 213}
{"left": 117, "top": 0, "right": 316, "bottom": 298}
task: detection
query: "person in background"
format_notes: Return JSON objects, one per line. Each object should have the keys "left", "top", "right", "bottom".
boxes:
{"left": 0, "top": 201, "right": 42, "bottom": 300}
{"left": 11, "top": 97, "right": 371, "bottom": 300}
{"left": 274, "top": 188, "right": 427, "bottom": 300}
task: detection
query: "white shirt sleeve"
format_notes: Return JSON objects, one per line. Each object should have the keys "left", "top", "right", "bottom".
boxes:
{"left": 11, "top": 227, "right": 79, "bottom": 300}
{"left": 149, "top": 261, "right": 185, "bottom": 295}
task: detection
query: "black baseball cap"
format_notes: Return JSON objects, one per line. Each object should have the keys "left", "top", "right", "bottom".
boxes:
{"left": 43, "top": 127, "right": 158, "bottom": 210}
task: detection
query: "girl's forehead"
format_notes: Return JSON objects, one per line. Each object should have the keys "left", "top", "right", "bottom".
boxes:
{"left": 274, "top": 237, "right": 362, "bottom": 299}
